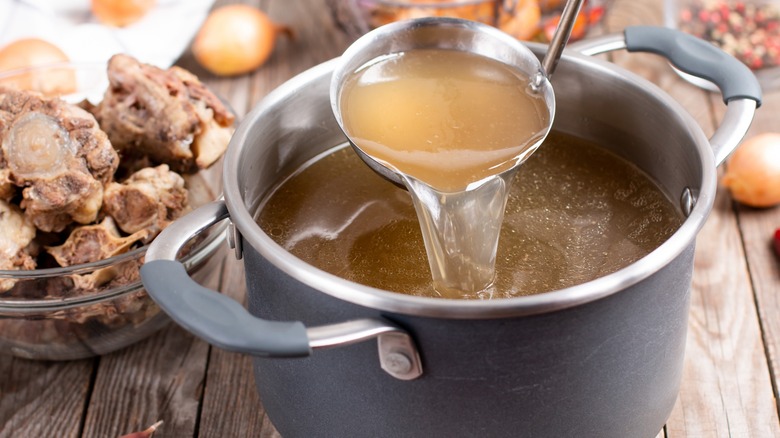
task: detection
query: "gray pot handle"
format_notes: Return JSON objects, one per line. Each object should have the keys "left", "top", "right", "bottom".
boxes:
{"left": 141, "top": 201, "right": 422, "bottom": 380}
{"left": 570, "top": 25, "right": 761, "bottom": 166}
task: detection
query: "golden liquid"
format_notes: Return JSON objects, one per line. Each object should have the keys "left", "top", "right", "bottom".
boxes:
{"left": 340, "top": 49, "right": 549, "bottom": 192}
{"left": 256, "top": 132, "right": 684, "bottom": 300}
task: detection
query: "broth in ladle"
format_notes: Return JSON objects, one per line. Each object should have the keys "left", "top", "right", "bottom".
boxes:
{"left": 337, "top": 49, "right": 551, "bottom": 296}
{"left": 340, "top": 49, "right": 550, "bottom": 192}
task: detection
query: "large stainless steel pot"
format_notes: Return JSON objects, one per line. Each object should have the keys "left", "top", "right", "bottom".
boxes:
{"left": 141, "top": 23, "right": 761, "bottom": 438}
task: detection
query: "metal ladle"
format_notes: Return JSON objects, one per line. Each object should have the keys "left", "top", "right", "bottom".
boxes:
{"left": 330, "top": 0, "right": 585, "bottom": 187}
{"left": 539, "top": 0, "right": 586, "bottom": 82}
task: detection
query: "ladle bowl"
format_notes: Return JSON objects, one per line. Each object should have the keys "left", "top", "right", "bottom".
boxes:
{"left": 329, "top": 17, "right": 556, "bottom": 188}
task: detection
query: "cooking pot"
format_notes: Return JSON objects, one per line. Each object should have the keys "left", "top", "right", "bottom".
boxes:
{"left": 141, "top": 23, "right": 761, "bottom": 438}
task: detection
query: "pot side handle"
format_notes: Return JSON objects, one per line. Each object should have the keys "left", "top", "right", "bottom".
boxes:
{"left": 141, "top": 201, "right": 423, "bottom": 380}
{"left": 141, "top": 201, "right": 310, "bottom": 358}
{"left": 570, "top": 26, "right": 761, "bottom": 166}
{"left": 142, "top": 259, "right": 311, "bottom": 357}
{"left": 624, "top": 26, "right": 762, "bottom": 107}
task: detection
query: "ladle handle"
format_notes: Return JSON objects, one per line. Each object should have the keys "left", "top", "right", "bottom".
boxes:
{"left": 140, "top": 201, "right": 422, "bottom": 380}
{"left": 570, "top": 26, "right": 761, "bottom": 166}
{"left": 541, "top": 0, "right": 584, "bottom": 77}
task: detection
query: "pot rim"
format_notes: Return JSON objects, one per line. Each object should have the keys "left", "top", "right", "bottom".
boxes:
{"left": 223, "top": 49, "right": 717, "bottom": 319}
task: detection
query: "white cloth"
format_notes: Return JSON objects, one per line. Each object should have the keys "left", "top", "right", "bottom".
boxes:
{"left": 0, "top": 0, "right": 214, "bottom": 68}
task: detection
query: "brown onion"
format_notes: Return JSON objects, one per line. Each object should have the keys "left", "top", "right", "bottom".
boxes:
{"left": 0, "top": 38, "right": 76, "bottom": 96}
{"left": 192, "top": 4, "right": 292, "bottom": 76}
{"left": 722, "top": 133, "right": 780, "bottom": 207}
{"left": 91, "top": 0, "right": 156, "bottom": 27}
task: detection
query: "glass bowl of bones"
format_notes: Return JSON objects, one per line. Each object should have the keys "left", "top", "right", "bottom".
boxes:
{"left": 0, "top": 55, "right": 233, "bottom": 360}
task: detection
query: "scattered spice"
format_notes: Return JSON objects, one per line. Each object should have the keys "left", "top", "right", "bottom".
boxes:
{"left": 677, "top": 0, "right": 780, "bottom": 70}
{"left": 119, "top": 420, "right": 163, "bottom": 438}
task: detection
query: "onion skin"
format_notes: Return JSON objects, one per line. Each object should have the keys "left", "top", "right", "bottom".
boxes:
{"left": 192, "top": 5, "right": 291, "bottom": 77}
{"left": 0, "top": 38, "right": 76, "bottom": 96}
{"left": 91, "top": 0, "right": 156, "bottom": 27}
{"left": 721, "top": 133, "right": 780, "bottom": 208}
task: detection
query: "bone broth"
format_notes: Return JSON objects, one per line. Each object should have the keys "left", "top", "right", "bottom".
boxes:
{"left": 338, "top": 49, "right": 551, "bottom": 296}
{"left": 256, "top": 132, "right": 684, "bottom": 300}
{"left": 339, "top": 49, "right": 549, "bottom": 192}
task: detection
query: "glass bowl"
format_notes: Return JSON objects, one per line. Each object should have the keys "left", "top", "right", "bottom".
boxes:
{"left": 327, "top": 0, "right": 606, "bottom": 43}
{"left": 0, "top": 62, "right": 228, "bottom": 360}
{"left": 665, "top": 0, "right": 780, "bottom": 90}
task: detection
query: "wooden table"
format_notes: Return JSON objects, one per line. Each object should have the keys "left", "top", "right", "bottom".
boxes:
{"left": 2, "top": 0, "right": 779, "bottom": 436}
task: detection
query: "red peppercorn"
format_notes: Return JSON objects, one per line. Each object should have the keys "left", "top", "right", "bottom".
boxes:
{"left": 720, "top": 4, "right": 731, "bottom": 19}
{"left": 677, "top": 0, "right": 780, "bottom": 70}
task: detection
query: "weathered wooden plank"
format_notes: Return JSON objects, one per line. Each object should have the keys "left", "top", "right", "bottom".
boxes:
{"left": 0, "top": 357, "right": 93, "bottom": 437}
{"left": 668, "top": 183, "right": 780, "bottom": 437}
{"left": 80, "top": 249, "right": 225, "bottom": 438}
{"left": 196, "top": 1, "right": 351, "bottom": 436}
{"left": 81, "top": 325, "right": 209, "bottom": 437}
{"left": 717, "top": 87, "right": 780, "bottom": 427}
{"left": 604, "top": 0, "right": 780, "bottom": 436}
{"left": 197, "top": 259, "right": 273, "bottom": 437}
{"left": 700, "top": 29, "right": 780, "bottom": 433}
{"left": 248, "top": 0, "right": 352, "bottom": 98}
{"left": 736, "top": 197, "right": 780, "bottom": 421}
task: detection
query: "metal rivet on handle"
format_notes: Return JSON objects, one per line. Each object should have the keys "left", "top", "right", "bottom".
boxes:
{"left": 227, "top": 222, "right": 243, "bottom": 260}
{"left": 680, "top": 187, "right": 696, "bottom": 217}
{"left": 383, "top": 352, "right": 413, "bottom": 375}
{"left": 378, "top": 332, "right": 423, "bottom": 380}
